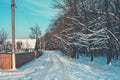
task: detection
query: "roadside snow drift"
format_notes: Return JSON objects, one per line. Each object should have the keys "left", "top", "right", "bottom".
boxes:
{"left": 0, "top": 51, "right": 120, "bottom": 80}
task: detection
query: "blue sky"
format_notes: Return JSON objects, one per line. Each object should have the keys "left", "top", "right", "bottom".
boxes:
{"left": 0, "top": 0, "right": 58, "bottom": 39}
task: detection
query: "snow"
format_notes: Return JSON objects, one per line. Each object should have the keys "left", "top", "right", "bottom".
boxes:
{"left": 6, "top": 39, "right": 36, "bottom": 49}
{"left": 0, "top": 51, "right": 120, "bottom": 80}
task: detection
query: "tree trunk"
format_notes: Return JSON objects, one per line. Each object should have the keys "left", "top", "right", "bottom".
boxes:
{"left": 106, "top": 39, "right": 113, "bottom": 64}
{"left": 90, "top": 52, "right": 93, "bottom": 62}
{"left": 104, "top": 0, "right": 113, "bottom": 65}
{"left": 90, "top": 49, "right": 93, "bottom": 62}
{"left": 107, "top": 45, "right": 112, "bottom": 64}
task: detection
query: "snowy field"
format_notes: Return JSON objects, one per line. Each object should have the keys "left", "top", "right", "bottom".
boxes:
{"left": 0, "top": 51, "right": 120, "bottom": 80}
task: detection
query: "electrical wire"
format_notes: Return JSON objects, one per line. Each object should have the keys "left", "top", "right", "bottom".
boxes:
{"left": 16, "top": 0, "right": 34, "bottom": 26}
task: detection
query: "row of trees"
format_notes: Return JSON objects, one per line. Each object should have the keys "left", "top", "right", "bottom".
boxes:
{"left": 43, "top": 0, "right": 120, "bottom": 64}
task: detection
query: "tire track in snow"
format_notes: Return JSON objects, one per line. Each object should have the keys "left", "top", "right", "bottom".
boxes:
{"left": 37, "top": 53, "right": 71, "bottom": 80}
{"left": 54, "top": 54, "right": 97, "bottom": 80}
{"left": 49, "top": 54, "right": 71, "bottom": 80}
{"left": 54, "top": 54, "right": 71, "bottom": 80}
{"left": 37, "top": 54, "right": 54, "bottom": 80}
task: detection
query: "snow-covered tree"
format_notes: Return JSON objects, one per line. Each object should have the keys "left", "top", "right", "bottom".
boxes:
{"left": 44, "top": 0, "right": 120, "bottom": 64}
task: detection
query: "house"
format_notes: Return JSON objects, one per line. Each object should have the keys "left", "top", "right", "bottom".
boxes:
{"left": 4, "top": 39, "right": 36, "bottom": 53}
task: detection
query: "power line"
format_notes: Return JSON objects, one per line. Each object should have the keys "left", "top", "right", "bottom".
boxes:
{"left": 16, "top": 0, "right": 34, "bottom": 26}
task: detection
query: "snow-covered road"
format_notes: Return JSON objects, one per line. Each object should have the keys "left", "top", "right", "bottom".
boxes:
{"left": 0, "top": 51, "right": 120, "bottom": 80}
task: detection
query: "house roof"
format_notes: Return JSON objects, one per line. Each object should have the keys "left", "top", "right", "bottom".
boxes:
{"left": 6, "top": 39, "right": 36, "bottom": 49}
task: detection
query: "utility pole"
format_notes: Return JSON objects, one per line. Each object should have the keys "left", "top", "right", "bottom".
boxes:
{"left": 11, "top": 0, "right": 16, "bottom": 69}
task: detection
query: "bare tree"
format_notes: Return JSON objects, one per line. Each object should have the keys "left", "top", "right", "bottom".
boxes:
{"left": 29, "top": 25, "right": 41, "bottom": 51}
{"left": 29, "top": 25, "right": 41, "bottom": 39}
{"left": 0, "top": 29, "right": 8, "bottom": 45}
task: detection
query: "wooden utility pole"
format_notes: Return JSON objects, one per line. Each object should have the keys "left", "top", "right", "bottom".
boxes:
{"left": 11, "top": 0, "right": 16, "bottom": 69}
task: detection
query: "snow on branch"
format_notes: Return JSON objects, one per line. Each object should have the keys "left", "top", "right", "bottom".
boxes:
{"left": 61, "top": 27, "right": 74, "bottom": 33}
{"left": 74, "top": 29, "right": 106, "bottom": 40}
{"left": 105, "top": 28, "right": 119, "bottom": 42}
{"left": 85, "top": 29, "right": 105, "bottom": 38}
{"left": 53, "top": 35, "right": 74, "bottom": 51}
{"left": 89, "top": 10, "right": 119, "bottom": 20}
{"left": 66, "top": 17, "right": 96, "bottom": 33}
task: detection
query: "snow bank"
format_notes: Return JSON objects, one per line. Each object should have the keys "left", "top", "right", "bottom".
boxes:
{"left": 0, "top": 51, "right": 120, "bottom": 80}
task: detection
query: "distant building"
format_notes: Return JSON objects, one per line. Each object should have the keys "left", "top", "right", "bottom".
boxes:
{"left": 4, "top": 39, "right": 36, "bottom": 53}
